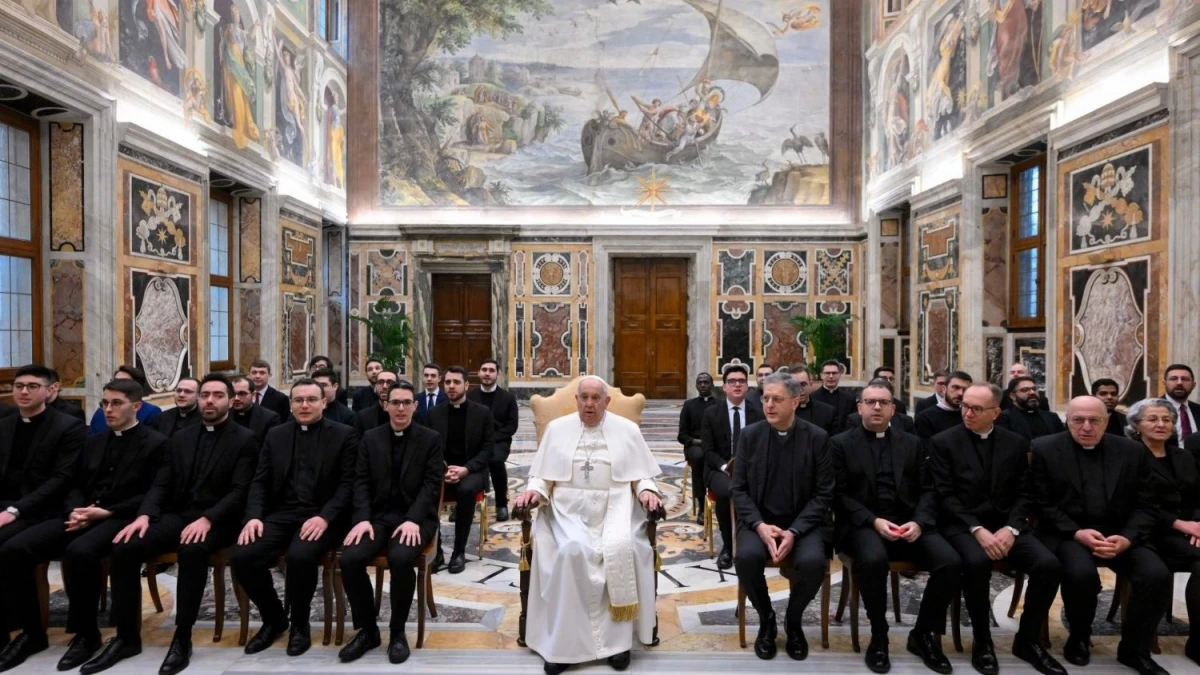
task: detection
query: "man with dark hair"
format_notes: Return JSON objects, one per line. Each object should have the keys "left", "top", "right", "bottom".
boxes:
{"left": 810, "top": 360, "right": 856, "bottom": 432}
{"left": 746, "top": 363, "right": 774, "bottom": 406}
{"left": 352, "top": 358, "right": 385, "bottom": 411}
{"left": 0, "top": 379, "right": 168, "bottom": 671}
{"left": 915, "top": 370, "right": 951, "bottom": 414}
{"left": 248, "top": 360, "right": 292, "bottom": 421}
{"left": 997, "top": 375, "right": 1065, "bottom": 441}
{"left": 846, "top": 379, "right": 917, "bottom": 434}
{"left": 679, "top": 372, "right": 720, "bottom": 522}
{"left": 1164, "top": 364, "right": 1200, "bottom": 448}
{"left": 702, "top": 364, "right": 763, "bottom": 570}
{"left": 832, "top": 381, "right": 960, "bottom": 674}
{"left": 427, "top": 365, "right": 494, "bottom": 574}
{"left": 312, "top": 368, "right": 356, "bottom": 426}
{"left": 415, "top": 363, "right": 446, "bottom": 423}
{"left": 354, "top": 371, "right": 398, "bottom": 434}
{"left": 929, "top": 383, "right": 1066, "bottom": 675}
{"left": 232, "top": 378, "right": 358, "bottom": 657}
{"left": 338, "top": 380, "right": 443, "bottom": 664}
{"left": 467, "top": 358, "right": 519, "bottom": 522}
{"left": 872, "top": 366, "right": 909, "bottom": 416}
{"left": 156, "top": 377, "right": 202, "bottom": 437}
{"left": 89, "top": 373, "right": 259, "bottom": 675}
{"left": 1091, "top": 378, "right": 1126, "bottom": 437}
{"left": 231, "top": 375, "right": 281, "bottom": 445}
{"left": 915, "top": 371, "right": 972, "bottom": 441}
{"left": 308, "top": 356, "right": 348, "bottom": 405}
{"left": 47, "top": 368, "right": 86, "bottom": 422}
{"left": 0, "top": 364, "right": 86, "bottom": 661}
{"left": 89, "top": 366, "right": 162, "bottom": 433}
{"left": 788, "top": 367, "right": 836, "bottom": 434}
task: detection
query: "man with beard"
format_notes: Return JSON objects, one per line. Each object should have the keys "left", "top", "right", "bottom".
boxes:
{"left": 811, "top": 360, "right": 856, "bottom": 433}
{"left": 788, "top": 368, "right": 836, "bottom": 434}
{"left": 467, "top": 359, "right": 519, "bottom": 522}
{"left": 338, "top": 381, "right": 443, "bottom": 664}
{"left": 928, "top": 383, "right": 1066, "bottom": 675}
{"left": 1001, "top": 362, "right": 1030, "bottom": 411}
{"left": 231, "top": 375, "right": 280, "bottom": 445}
{"left": 746, "top": 364, "right": 774, "bottom": 406}
{"left": 312, "top": 368, "right": 356, "bottom": 426}
{"left": 1091, "top": 378, "right": 1127, "bottom": 437}
{"left": 352, "top": 358, "right": 384, "bottom": 411}
{"left": 355, "top": 371, "right": 398, "bottom": 434}
{"left": 156, "top": 377, "right": 202, "bottom": 437}
{"left": 702, "top": 365, "right": 763, "bottom": 570}
{"left": 915, "top": 370, "right": 950, "bottom": 414}
{"left": 678, "top": 372, "right": 720, "bottom": 522}
{"left": 427, "top": 366, "right": 494, "bottom": 574}
{"left": 86, "top": 374, "right": 258, "bottom": 675}
{"left": 997, "top": 375, "right": 1065, "bottom": 441}
{"left": 232, "top": 378, "right": 358, "bottom": 657}
{"left": 0, "top": 379, "right": 168, "bottom": 672}
{"left": 1164, "top": 364, "right": 1200, "bottom": 448}
{"left": 915, "top": 371, "right": 971, "bottom": 441}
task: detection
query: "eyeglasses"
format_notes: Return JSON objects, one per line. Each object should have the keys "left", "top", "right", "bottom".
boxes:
{"left": 859, "top": 398, "right": 894, "bottom": 408}
{"left": 1068, "top": 416, "right": 1106, "bottom": 426}
{"left": 761, "top": 395, "right": 791, "bottom": 405}
{"left": 1014, "top": 386, "right": 1037, "bottom": 394}
{"left": 290, "top": 396, "right": 322, "bottom": 405}
{"left": 12, "top": 383, "right": 43, "bottom": 392}
{"left": 233, "top": 390, "right": 253, "bottom": 398}
{"left": 961, "top": 404, "right": 998, "bottom": 415}
{"left": 98, "top": 399, "right": 128, "bottom": 409}
{"left": 387, "top": 399, "right": 416, "bottom": 408}
{"left": 725, "top": 378, "right": 747, "bottom": 385}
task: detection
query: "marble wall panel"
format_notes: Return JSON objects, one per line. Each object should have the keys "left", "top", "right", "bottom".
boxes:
{"left": 879, "top": 242, "right": 900, "bottom": 329}
{"left": 763, "top": 250, "right": 808, "bottom": 295}
{"left": 238, "top": 288, "right": 261, "bottom": 373}
{"left": 367, "top": 249, "right": 407, "bottom": 296}
{"left": 717, "top": 249, "right": 755, "bottom": 295}
{"left": 1015, "top": 336, "right": 1048, "bottom": 397}
{"left": 532, "top": 252, "right": 572, "bottom": 296}
{"left": 763, "top": 302, "right": 808, "bottom": 370}
{"left": 129, "top": 270, "right": 191, "bottom": 393}
{"left": 531, "top": 302, "right": 571, "bottom": 378}
{"left": 509, "top": 243, "right": 592, "bottom": 382}
{"left": 816, "top": 249, "right": 853, "bottom": 295}
{"left": 1067, "top": 144, "right": 1154, "bottom": 254}
{"left": 982, "top": 206, "right": 1008, "bottom": 326}
{"left": 282, "top": 292, "right": 316, "bottom": 379}
{"left": 49, "top": 123, "right": 84, "bottom": 252}
{"left": 986, "top": 336, "right": 1005, "bottom": 386}
{"left": 917, "top": 287, "right": 958, "bottom": 385}
{"left": 916, "top": 205, "right": 960, "bottom": 284}
{"left": 126, "top": 174, "right": 193, "bottom": 264}
{"left": 717, "top": 299, "right": 755, "bottom": 373}
{"left": 982, "top": 174, "right": 1008, "bottom": 199}
{"left": 50, "top": 260, "right": 85, "bottom": 387}
{"left": 281, "top": 223, "right": 317, "bottom": 289}
{"left": 238, "top": 198, "right": 262, "bottom": 283}
{"left": 900, "top": 336, "right": 912, "bottom": 403}
{"left": 348, "top": 251, "right": 361, "bottom": 374}
{"left": 1069, "top": 261, "right": 1149, "bottom": 403}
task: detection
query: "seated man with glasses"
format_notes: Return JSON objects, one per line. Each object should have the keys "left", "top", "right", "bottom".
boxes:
{"left": 702, "top": 364, "right": 763, "bottom": 570}
{"left": 355, "top": 371, "right": 399, "bottom": 434}
{"left": 787, "top": 367, "right": 836, "bottom": 434}
{"left": 872, "top": 366, "right": 908, "bottom": 416}
{"left": 928, "top": 383, "right": 1065, "bottom": 675}
{"left": 997, "top": 376, "right": 1064, "bottom": 442}
{"left": 231, "top": 375, "right": 280, "bottom": 445}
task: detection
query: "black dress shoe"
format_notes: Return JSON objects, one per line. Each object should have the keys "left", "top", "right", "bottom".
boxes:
{"left": 785, "top": 628, "right": 809, "bottom": 661}
{"left": 1012, "top": 637, "right": 1067, "bottom": 675}
{"left": 0, "top": 632, "right": 49, "bottom": 673}
{"left": 906, "top": 629, "right": 952, "bottom": 675}
{"left": 716, "top": 548, "right": 733, "bottom": 570}
{"left": 866, "top": 635, "right": 891, "bottom": 674}
{"left": 695, "top": 512, "right": 704, "bottom": 525}
{"left": 0, "top": 634, "right": 7, "bottom": 652}
{"left": 497, "top": 507, "right": 510, "bottom": 522}
{"left": 544, "top": 662, "right": 569, "bottom": 674}
{"left": 608, "top": 650, "right": 630, "bottom": 670}
{"left": 754, "top": 611, "right": 777, "bottom": 660}
{"left": 971, "top": 638, "right": 998, "bottom": 675}
{"left": 80, "top": 637, "right": 142, "bottom": 675}
{"left": 432, "top": 549, "right": 446, "bottom": 572}
{"left": 244, "top": 620, "right": 289, "bottom": 654}
{"left": 338, "top": 626, "right": 381, "bottom": 662}
{"left": 448, "top": 506, "right": 457, "bottom": 523}
{"left": 1187, "top": 638, "right": 1200, "bottom": 665}
{"left": 158, "top": 635, "right": 191, "bottom": 675}
{"left": 388, "top": 631, "right": 411, "bottom": 664}
{"left": 448, "top": 552, "right": 466, "bottom": 574}
{"left": 1063, "top": 634, "right": 1090, "bottom": 667}
{"left": 58, "top": 633, "right": 102, "bottom": 671}
{"left": 1117, "top": 650, "right": 1170, "bottom": 675}
{"left": 286, "top": 624, "right": 312, "bottom": 657}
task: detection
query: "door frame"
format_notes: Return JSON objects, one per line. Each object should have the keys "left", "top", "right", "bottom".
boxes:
{"left": 594, "top": 237, "right": 711, "bottom": 392}
{"left": 412, "top": 256, "right": 509, "bottom": 386}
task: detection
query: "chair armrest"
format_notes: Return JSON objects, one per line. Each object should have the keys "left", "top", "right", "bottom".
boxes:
{"left": 513, "top": 504, "right": 534, "bottom": 522}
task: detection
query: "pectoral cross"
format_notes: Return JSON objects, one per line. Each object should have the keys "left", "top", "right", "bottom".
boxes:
{"left": 581, "top": 457, "right": 595, "bottom": 481}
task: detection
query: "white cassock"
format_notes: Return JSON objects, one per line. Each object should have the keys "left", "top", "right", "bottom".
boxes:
{"left": 524, "top": 412, "right": 661, "bottom": 664}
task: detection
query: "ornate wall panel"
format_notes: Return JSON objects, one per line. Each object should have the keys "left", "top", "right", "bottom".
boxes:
{"left": 985, "top": 336, "right": 1005, "bottom": 386}
{"left": 279, "top": 215, "right": 321, "bottom": 379}
{"left": 282, "top": 291, "right": 316, "bottom": 379}
{"left": 508, "top": 244, "right": 593, "bottom": 383}
{"left": 879, "top": 242, "right": 900, "bottom": 329}
{"left": 347, "top": 242, "right": 420, "bottom": 382}
{"left": 982, "top": 206, "right": 1008, "bottom": 327}
{"left": 1066, "top": 144, "right": 1155, "bottom": 254}
{"left": 238, "top": 198, "right": 262, "bottom": 283}
{"left": 916, "top": 204, "right": 959, "bottom": 284}
{"left": 238, "top": 288, "right": 261, "bottom": 374}
{"left": 1015, "top": 335, "right": 1048, "bottom": 397}
{"left": 128, "top": 270, "right": 192, "bottom": 393}
{"left": 281, "top": 223, "right": 317, "bottom": 289}
{"left": 910, "top": 200, "right": 962, "bottom": 386}
{"left": 763, "top": 302, "right": 808, "bottom": 370}
{"left": 917, "top": 287, "right": 958, "bottom": 385}
{"left": 326, "top": 228, "right": 345, "bottom": 370}
{"left": 531, "top": 303, "right": 572, "bottom": 377}
{"left": 349, "top": 250, "right": 363, "bottom": 375}
{"left": 49, "top": 122, "right": 84, "bottom": 252}
{"left": 50, "top": 260, "right": 86, "bottom": 388}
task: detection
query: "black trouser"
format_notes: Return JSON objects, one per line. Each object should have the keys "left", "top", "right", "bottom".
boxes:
{"left": 109, "top": 510, "right": 240, "bottom": 640}
{"left": 0, "top": 517, "right": 129, "bottom": 638}
{"left": 735, "top": 527, "right": 826, "bottom": 630}
{"left": 1154, "top": 534, "right": 1200, "bottom": 647}
{"left": 229, "top": 511, "right": 343, "bottom": 628}
{"left": 707, "top": 471, "right": 733, "bottom": 553}
{"left": 338, "top": 519, "right": 438, "bottom": 631}
{"left": 1050, "top": 537, "right": 1169, "bottom": 657}
{"left": 0, "top": 516, "right": 40, "bottom": 634}
{"left": 841, "top": 526, "right": 962, "bottom": 638}
{"left": 947, "top": 531, "right": 1060, "bottom": 643}
{"left": 444, "top": 472, "right": 486, "bottom": 557}
{"left": 489, "top": 443, "right": 511, "bottom": 510}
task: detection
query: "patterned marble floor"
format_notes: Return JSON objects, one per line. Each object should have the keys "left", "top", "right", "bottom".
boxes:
{"left": 36, "top": 402, "right": 1197, "bottom": 665}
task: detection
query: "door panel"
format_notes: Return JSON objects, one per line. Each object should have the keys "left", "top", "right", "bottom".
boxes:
{"left": 613, "top": 258, "right": 688, "bottom": 399}
{"left": 432, "top": 274, "right": 493, "bottom": 380}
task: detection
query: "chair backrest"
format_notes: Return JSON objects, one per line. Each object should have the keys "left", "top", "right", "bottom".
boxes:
{"left": 529, "top": 376, "right": 646, "bottom": 444}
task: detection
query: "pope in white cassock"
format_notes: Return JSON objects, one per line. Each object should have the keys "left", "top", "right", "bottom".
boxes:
{"left": 512, "top": 376, "right": 664, "bottom": 674}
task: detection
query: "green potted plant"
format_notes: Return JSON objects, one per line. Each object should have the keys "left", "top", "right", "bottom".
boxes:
{"left": 350, "top": 298, "right": 413, "bottom": 374}
{"left": 790, "top": 312, "right": 851, "bottom": 375}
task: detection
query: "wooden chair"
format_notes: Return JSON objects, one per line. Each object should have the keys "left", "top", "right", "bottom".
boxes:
{"left": 703, "top": 488, "right": 717, "bottom": 557}
{"left": 950, "top": 561, "right": 1051, "bottom": 653}
{"left": 835, "top": 555, "right": 920, "bottom": 653}
{"left": 144, "top": 551, "right": 234, "bottom": 642}
{"left": 35, "top": 561, "right": 114, "bottom": 631}
{"left": 233, "top": 552, "right": 339, "bottom": 647}
{"left": 1104, "top": 572, "right": 1162, "bottom": 654}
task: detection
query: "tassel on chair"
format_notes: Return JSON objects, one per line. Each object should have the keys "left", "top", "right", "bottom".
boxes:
{"left": 519, "top": 540, "right": 531, "bottom": 572}
{"left": 654, "top": 548, "right": 662, "bottom": 572}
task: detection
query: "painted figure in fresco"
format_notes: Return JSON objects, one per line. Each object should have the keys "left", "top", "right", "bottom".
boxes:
{"left": 145, "top": 0, "right": 187, "bottom": 74}
{"left": 68, "top": 0, "right": 114, "bottom": 62}
{"left": 323, "top": 86, "right": 345, "bottom": 188}
{"left": 988, "top": 0, "right": 1030, "bottom": 98}
{"left": 882, "top": 52, "right": 910, "bottom": 171}
{"left": 275, "top": 42, "right": 308, "bottom": 165}
{"left": 218, "top": 5, "right": 260, "bottom": 149}
{"left": 630, "top": 96, "right": 676, "bottom": 143}
{"left": 768, "top": 3, "right": 821, "bottom": 35}
{"left": 18, "top": 0, "right": 55, "bottom": 23}
{"left": 927, "top": 10, "right": 965, "bottom": 139}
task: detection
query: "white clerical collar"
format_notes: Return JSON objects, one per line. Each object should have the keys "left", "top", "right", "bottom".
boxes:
{"left": 481, "top": 385, "right": 497, "bottom": 393}
{"left": 393, "top": 430, "right": 405, "bottom": 437}
{"left": 451, "top": 402, "right": 463, "bottom": 409}
{"left": 1083, "top": 445, "right": 1096, "bottom": 450}
{"left": 113, "top": 421, "right": 139, "bottom": 436}
{"left": 798, "top": 402, "right": 808, "bottom": 409}
{"left": 19, "top": 417, "right": 30, "bottom": 423}
{"left": 975, "top": 427, "right": 993, "bottom": 439}
{"left": 178, "top": 407, "right": 194, "bottom": 417}
{"left": 300, "top": 424, "right": 310, "bottom": 432}
{"left": 937, "top": 397, "right": 957, "bottom": 411}
{"left": 875, "top": 431, "right": 886, "bottom": 438}
{"left": 701, "top": 395, "right": 712, "bottom": 401}
{"left": 205, "top": 425, "right": 215, "bottom": 432}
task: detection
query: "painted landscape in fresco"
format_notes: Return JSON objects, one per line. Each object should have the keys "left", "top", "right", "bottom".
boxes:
{"left": 377, "top": 0, "right": 833, "bottom": 208}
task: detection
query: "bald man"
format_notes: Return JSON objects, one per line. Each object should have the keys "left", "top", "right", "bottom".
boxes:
{"left": 1029, "top": 396, "right": 1169, "bottom": 675}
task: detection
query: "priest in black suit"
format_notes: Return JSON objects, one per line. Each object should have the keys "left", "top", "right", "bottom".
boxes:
{"left": 231, "top": 375, "right": 281, "bottom": 444}
{"left": 914, "top": 370, "right": 950, "bottom": 414}
{"left": 466, "top": 359, "right": 519, "bottom": 521}
{"left": 48, "top": 368, "right": 86, "bottom": 422}
{"left": 312, "top": 368, "right": 356, "bottom": 426}
{"left": 872, "top": 366, "right": 909, "bottom": 416}
{"left": 732, "top": 372, "right": 832, "bottom": 661}
{"left": 1029, "top": 396, "right": 1169, "bottom": 675}
{"left": 249, "top": 359, "right": 293, "bottom": 421}
{"left": 232, "top": 379, "right": 359, "bottom": 657}
{"left": 354, "top": 371, "right": 398, "bottom": 434}
{"left": 1092, "top": 379, "right": 1128, "bottom": 437}
{"left": 352, "top": 358, "right": 385, "bottom": 411}
{"left": 997, "top": 376, "right": 1065, "bottom": 442}
{"left": 156, "top": 377, "right": 202, "bottom": 437}
{"left": 0, "top": 378, "right": 167, "bottom": 672}
{"left": 810, "top": 360, "right": 856, "bottom": 432}
{"left": 90, "top": 374, "right": 259, "bottom": 675}
{"left": 337, "top": 381, "right": 443, "bottom": 664}
{"left": 1163, "top": 364, "right": 1200, "bottom": 448}
{"left": 915, "top": 370, "right": 971, "bottom": 441}
{"left": 831, "top": 381, "right": 960, "bottom": 675}
{"left": 701, "top": 364, "right": 762, "bottom": 570}
{"left": 427, "top": 366, "right": 494, "bottom": 574}
{"left": 788, "top": 369, "right": 836, "bottom": 433}
{"left": 678, "top": 372, "right": 719, "bottom": 521}
{"left": 745, "top": 364, "right": 774, "bottom": 407}
{"left": 928, "top": 383, "right": 1066, "bottom": 675}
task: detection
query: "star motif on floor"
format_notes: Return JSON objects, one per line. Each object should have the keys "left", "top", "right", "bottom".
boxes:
{"left": 636, "top": 168, "right": 671, "bottom": 209}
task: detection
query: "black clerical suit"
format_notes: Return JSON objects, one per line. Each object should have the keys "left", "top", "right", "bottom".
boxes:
{"left": 914, "top": 404, "right": 963, "bottom": 441}
{"left": 324, "top": 400, "right": 357, "bottom": 427}
{"left": 156, "top": 406, "right": 201, "bottom": 437}
{"left": 678, "top": 394, "right": 720, "bottom": 512}
{"left": 831, "top": 425, "right": 961, "bottom": 638}
{"left": 0, "top": 423, "right": 167, "bottom": 642}
{"left": 108, "top": 418, "right": 258, "bottom": 641}
{"left": 427, "top": 400, "right": 494, "bottom": 558}
{"left": 0, "top": 407, "right": 87, "bottom": 547}
{"left": 731, "top": 418, "right": 832, "bottom": 632}
{"left": 928, "top": 424, "right": 1060, "bottom": 644}
{"left": 794, "top": 399, "right": 836, "bottom": 434}
{"left": 1030, "top": 432, "right": 1168, "bottom": 655}
{"left": 846, "top": 411, "right": 916, "bottom": 435}
{"left": 467, "top": 386, "right": 519, "bottom": 510}
{"left": 996, "top": 406, "right": 1065, "bottom": 441}
{"left": 256, "top": 386, "right": 292, "bottom": 422}
{"left": 339, "top": 423, "right": 443, "bottom": 632}
{"left": 1106, "top": 410, "right": 1128, "bottom": 438}
{"left": 231, "top": 418, "right": 358, "bottom": 630}
{"left": 50, "top": 397, "right": 87, "bottom": 423}
{"left": 810, "top": 386, "right": 856, "bottom": 433}
{"left": 351, "top": 386, "right": 378, "bottom": 412}
{"left": 354, "top": 403, "right": 389, "bottom": 435}
{"left": 701, "top": 399, "right": 763, "bottom": 556}
{"left": 915, "top": 395, "right": 937, "bottom": 414}
{"left": 232, "top": 404, "right": 280, "bottom": 445}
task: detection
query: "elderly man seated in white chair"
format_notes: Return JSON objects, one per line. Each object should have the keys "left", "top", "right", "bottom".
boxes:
{"left": 512, "top": 376, "right": 664, "bottom": 674}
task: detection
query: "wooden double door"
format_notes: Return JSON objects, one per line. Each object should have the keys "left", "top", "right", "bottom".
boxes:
{"left": 613, "top": 258, "right": 688, "bottom": 399}
{"left": 432, "top": 274, "right": 492, "bottom": 379}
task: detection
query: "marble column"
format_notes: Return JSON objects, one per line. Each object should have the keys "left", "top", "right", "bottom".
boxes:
{"left": 1170, "top": 35, "right": 1200, "bottom": 368}
{"left": 863, "top": 213, "right": 882, "bottom": 370}
{"left": 260, "top": 191, "right": 282, "bottom": 372}
{"left": 86, "top": 108, "right": 119, "bottom": 405}
{"left": 958, "top": 166, "right": 984, "bottom": 380}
